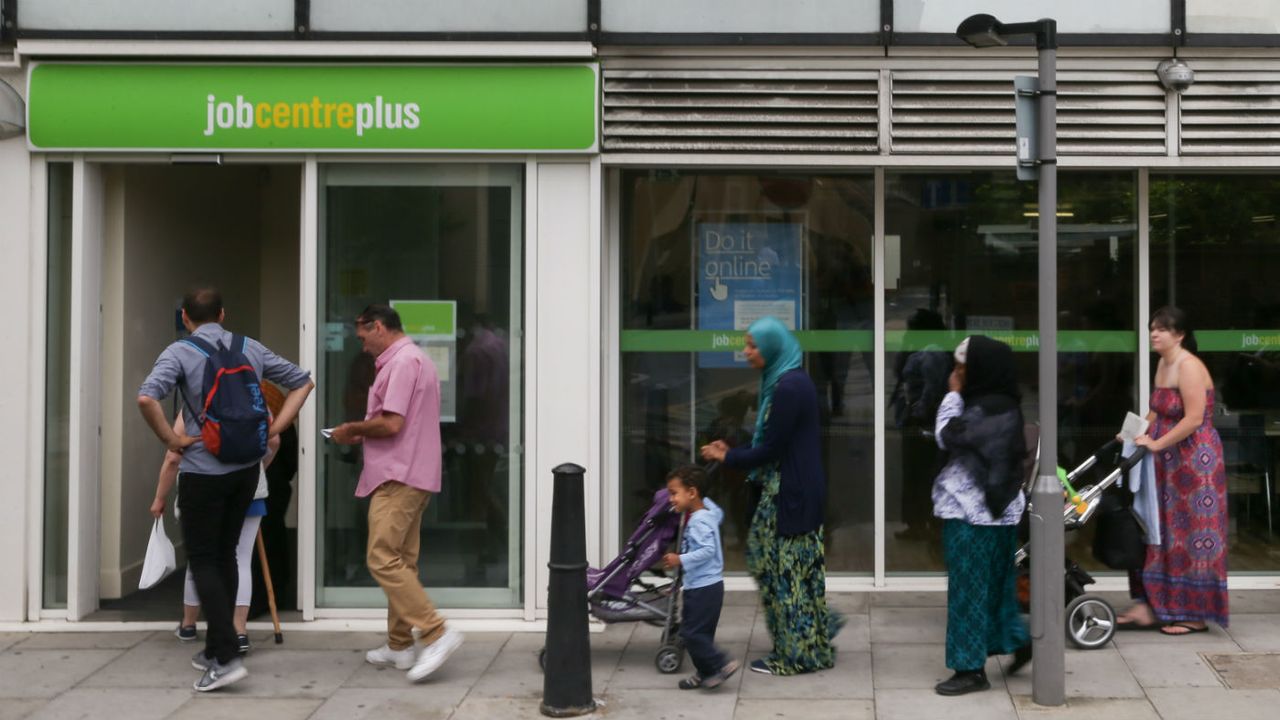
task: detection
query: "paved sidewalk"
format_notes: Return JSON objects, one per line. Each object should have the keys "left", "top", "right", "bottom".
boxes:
{"left": 1, "top": 590, "right": 1277, "bottom": 719}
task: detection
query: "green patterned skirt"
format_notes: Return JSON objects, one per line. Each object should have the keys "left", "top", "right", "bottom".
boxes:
{"left": 745, "top": 464, "right": 836, "bottom": 675}
{"left": 943, "top": 519, "right": 1028, "bottom": 671}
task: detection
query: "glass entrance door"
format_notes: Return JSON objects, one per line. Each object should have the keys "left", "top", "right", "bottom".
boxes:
{"left": 317, "top": 163, "right": 524, "bottom": 608}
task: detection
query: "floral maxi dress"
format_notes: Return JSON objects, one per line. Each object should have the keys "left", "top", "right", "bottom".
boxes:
{"left": 1138, "top": 387, "right": 1229, "bottom": 626}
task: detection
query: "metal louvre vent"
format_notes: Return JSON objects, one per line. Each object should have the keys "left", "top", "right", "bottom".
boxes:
{"left": 890, "top": 71, "right": 1167, "bottom": 156}
{"left": 1180, "top": 71, "right": 1280, "bottom": 155}
{"left": 601, "top": 69, "right": 879, "bottom": 153}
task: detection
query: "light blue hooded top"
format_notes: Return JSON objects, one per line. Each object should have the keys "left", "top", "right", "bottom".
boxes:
{"left": 679, "top": 497, "right": 725, "bottom": 590}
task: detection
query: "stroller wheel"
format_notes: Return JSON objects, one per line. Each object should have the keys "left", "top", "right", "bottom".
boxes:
{"left": 655, "top": 644, "right": 684, "bottom": 674}
{"left": 1065, "top": 594, "right": 1116, "bottom": 650}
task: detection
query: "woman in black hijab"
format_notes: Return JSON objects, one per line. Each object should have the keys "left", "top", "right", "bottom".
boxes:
{"left": 930, "top": 335, "right": 1032, "bottom": 696}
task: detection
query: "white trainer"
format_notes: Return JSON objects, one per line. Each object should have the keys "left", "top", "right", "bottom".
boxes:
{"left": 407, "top": 628, "right": 464, "bottom": 683}
{"left": 366, "top": 643, "right": 417, "bottom": 670}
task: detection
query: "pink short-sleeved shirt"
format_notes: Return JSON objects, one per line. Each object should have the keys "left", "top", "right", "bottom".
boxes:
{"left": 355, "top": 336, "right": 442, "bottom": 497}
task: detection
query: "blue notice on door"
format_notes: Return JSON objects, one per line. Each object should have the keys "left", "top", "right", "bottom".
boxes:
{"left": 696, "top": 222, "right": 802, "bottom": 368}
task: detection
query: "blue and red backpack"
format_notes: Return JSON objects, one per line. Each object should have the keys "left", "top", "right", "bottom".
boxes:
{"left": 180, "top": 334, "right": 269, "bottom": 464}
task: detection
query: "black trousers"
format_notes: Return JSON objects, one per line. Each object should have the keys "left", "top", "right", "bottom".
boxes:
{"left": 680, "top": 581, "right": 729, "bottom": 678}
{"left": 178, "top": 465, "right": 258, "bottom": 664}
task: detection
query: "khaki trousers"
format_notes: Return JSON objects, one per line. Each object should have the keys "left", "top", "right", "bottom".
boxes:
{"left": 367, "top": 481, "right": 445, "bottom": 650}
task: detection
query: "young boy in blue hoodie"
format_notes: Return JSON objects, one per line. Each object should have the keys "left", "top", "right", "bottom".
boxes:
{"left": 663, "top": 465, "right": 740, "bottom": 690}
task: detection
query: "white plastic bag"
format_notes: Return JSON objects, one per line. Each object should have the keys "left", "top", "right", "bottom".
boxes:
{"left": 138, "top": 518, "right": 177, "bottom": 590}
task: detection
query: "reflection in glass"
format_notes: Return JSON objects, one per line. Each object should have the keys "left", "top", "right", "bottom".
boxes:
{"left": 44, "top": 163, "right": 73, "bottom": 609}
{"left": 318, "top": 164, "right": 523, "bottom": 607}
{"left": 620, "top": 171, "right": 875, "bottom": 573}
{"left": 1151, "top": 174, "right": 1280, "bottom": 569}
{"left": 884, "top": 171, "right": 1138, "bottom": 572}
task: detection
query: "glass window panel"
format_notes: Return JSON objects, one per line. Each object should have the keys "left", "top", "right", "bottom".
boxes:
{"left": 19, "top": 1, "right": 293, "bottom": 32}
{"left": 620, "top": 170, "right": 875, "bottom": 574}
{"left": 1150, "top": 174, "right": 1280, "bottom": 570}
{"left": 311, "top": 0, "right": 587, "bottom": 33}
{"left": 884, "top": 170, "right": 1138, "bottom": 572}
{"left": 895, "top": 0, "right": 1170, "bottom": 34}
{"left": 318, "top": 164, "right": 524, "bottom": 608}
{"left": 603, "top": 0, "right": 880, "bottom": 33}
{"left": 43, "top": 162, "right": 73, "bottom": 609}
{"left": 1187, "top": 1, "right": 1280, "bottom": 33}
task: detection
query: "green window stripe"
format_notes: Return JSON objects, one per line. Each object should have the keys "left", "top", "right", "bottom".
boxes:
{"left": 620, "top": 330, "right": 1139, "bottom": 353}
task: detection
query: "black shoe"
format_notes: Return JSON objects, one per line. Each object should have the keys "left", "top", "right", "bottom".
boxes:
{"left": 1008, "top": 643, "right": 1032, "bottom": 675}
{"left": 935, "top": 670, "right": 990, "bottom": 696}
{"left": 236, "top": 634, "right": 250, "bottom": 655}
{"left": 678, "top": 675, "right": 703, "bottom": 690}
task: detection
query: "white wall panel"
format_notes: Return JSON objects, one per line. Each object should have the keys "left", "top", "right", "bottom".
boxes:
{"left": 312, "top": 0, "right": 586, "bottom": 33}
{"left": 895, "top": 0, "right": 1170, "bottom": 34}
{"left": 603, "top": 0, "right": 879, "bottom": 34}
{"left": 20, "top": 1, "right": 293, "bottom": 32}
{"left": 533, "top": 161, "right": 599, "bottom": 608}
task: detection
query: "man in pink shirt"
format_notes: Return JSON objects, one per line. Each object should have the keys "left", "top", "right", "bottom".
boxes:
{"left": 331, "top": 304, "right": 463, "bottom": 683}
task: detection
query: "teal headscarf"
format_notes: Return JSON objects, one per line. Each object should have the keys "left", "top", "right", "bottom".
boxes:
{"left": 748, "top": 316, "right": 804, "bottom": 445}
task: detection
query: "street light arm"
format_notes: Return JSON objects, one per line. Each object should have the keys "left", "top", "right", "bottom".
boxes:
{"left": 999, "top": 19, "right": 1058, "bottom": 50}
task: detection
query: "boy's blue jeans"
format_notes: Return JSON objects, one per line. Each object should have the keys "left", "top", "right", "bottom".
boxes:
{"left": 680, "top": 580, "right": 729, "bottom": 678}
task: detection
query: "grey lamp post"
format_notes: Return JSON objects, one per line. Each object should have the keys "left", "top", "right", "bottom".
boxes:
{"left": 956, "top": 13, "right": 1063, "bottom": 707}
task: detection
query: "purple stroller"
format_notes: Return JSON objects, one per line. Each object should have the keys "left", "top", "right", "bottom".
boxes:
{"left": 539, "top": 487, "right": 689, "bottom": 674}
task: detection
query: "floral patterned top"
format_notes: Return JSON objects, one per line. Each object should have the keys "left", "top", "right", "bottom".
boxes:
{"left": 931, "top": 391, "right": 1026, "bottom": 526}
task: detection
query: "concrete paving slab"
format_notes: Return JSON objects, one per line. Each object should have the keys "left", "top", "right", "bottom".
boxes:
{"left": 734, "top": 698, "right": 875, "bottom": 719}
{"left": 1145, "top": 687, "right": 1280, "bottom": 720}
{"left": 873, "top": 643, "right": 1003, "bottom": 690}
{"left": 450, "top": 697, "right": 584, "bottom": 720}
{"left": 12, "top": 631, "right": 151, "bottom": 650}
{"left": 875, "top": 687, "right": 1019, "bottom": 720}
{"left": 215, "top": 648, "right": 364, "bottom": 698}
{"left": 593, "top": 688, "right": 739, "bottom": 720}
{"left": 1223, "top": 614, "right": 1280, "bottom": 652}
{"left": 746, "top": 612, "right": 869, "bottom": 653}
{"left": 25, "top": 688, "right": 190, "bottom": 720}
{"left": 827, "top": 592, "right": 871, "bottom": 614}
{"left": 0, "top": 633, "right": 30, "bottom": 653}
{"left": 1227, "top": 590, "right": 1280, "bottom": 614}
{"left": 1203, "top": 652, "right": 1280, "bottom": 689}
{"left": 869, "top": 607, "right": 947, "bottom": 644}
{"left": 469, "top": 641, "right": 580, "bottom": 698}
{"left": 0, "top": 649, "right": 124, "bottom": 698}
{"left": 724, "top": 591, "right": 760, "bottom": 607}
{"left": 245, "top": 630, "right": 389, "bottom": 651}
{"left": 1002, "top": 647, "right": 1143, "bottom": 699}
{"left": 342, "top": 636, "right": 501, "bottom": 696}
{"left": 1115, "top": 643, "right": 1225, "bottom": 688}
{"left": 609, "top": 642, "right": 746, "bottom": 691}
{"left": 1111, "top": 623, "right": 1242, "bottom": 652}
{"left": 79, "top": 639, "right": 228, "bottom": 690}
{"left": 309, "top": 688, "right": 459, "bottom": 720}
{"left": 0, "top": 699, "right": 47, "bottom": 720}
{"left": 168, "top": 697, "right": 323, "bottom": 720}
{"left": 1010, "top": 695, "right": 1160, "bottom": 719}
{"left": 871, "top": 592, "right": 947, "bottom": 608}
{"left": 737, "top": 650, "right": 872, "bottom": 699}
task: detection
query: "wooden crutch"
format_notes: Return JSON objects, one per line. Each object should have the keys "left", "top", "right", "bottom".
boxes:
{"left": 254, "top": 528, "right": 284, "bottom": 644}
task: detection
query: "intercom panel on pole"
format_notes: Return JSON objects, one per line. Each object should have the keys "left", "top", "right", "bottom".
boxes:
{"left": 1014, "top": 75, "right": 1040, "bottom": 181}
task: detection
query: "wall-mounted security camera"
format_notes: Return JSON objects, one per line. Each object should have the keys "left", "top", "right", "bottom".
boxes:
{"left": 1156, "top": 58, "right": 1195, "bottom": 93}
{"left": 0, "top": 80, "right": 25, "bottom": 140}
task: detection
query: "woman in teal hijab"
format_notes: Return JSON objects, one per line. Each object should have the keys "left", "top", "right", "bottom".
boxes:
{"left": 702, "top": 316, "right": 837, "bottom": 675}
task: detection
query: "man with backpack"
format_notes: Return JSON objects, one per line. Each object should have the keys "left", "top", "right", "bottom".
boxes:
{"left": 137, "top": 286, "right": 313, "bottom": 692}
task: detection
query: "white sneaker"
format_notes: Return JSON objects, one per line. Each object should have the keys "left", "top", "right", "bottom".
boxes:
{"left": 193, "top": 657, "right": 248, "bottom": 692}
{"left": 366, "top": 643, "right": 417, "bottom": 670}
{"left": 407, "top": 628, "right": 464, "bottom": 683}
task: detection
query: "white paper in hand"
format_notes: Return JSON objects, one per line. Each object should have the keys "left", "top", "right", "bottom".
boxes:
{"left": 138, "top": 518, "right": 176, "bottom": 590}
{"left": 321, "top": 427, "right": 335, "bottom": 439}
{"left": 1119, "top": 411, "right": 1150, "bottom": 442}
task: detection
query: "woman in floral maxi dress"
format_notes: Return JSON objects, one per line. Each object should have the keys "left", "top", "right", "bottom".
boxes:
{"left": 701, "top": 316, "right": 837, "bottom": 675}
{"left": 1118, "top": 306, "right": 1229, "bottom": 634}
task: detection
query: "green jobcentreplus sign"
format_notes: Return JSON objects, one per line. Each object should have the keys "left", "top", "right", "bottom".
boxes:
{"left": 27, "top": 63, "right": 598, "bottom": 152}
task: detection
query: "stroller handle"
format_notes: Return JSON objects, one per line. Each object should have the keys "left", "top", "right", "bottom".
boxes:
{"left": 1118, "top": 445, "right": 1149, "bottom": 474}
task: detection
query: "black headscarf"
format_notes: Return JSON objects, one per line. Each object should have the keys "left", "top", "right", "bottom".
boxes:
{"left": 942, "top": 335, "right": 1027, "bottom": 519}
{"left": 961, "top": 335, "right": 1021, "bottom": 415}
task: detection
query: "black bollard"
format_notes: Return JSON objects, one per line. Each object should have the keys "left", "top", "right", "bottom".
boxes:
{"left": 541, "top": 463, "right": 596, "bottom": 717}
